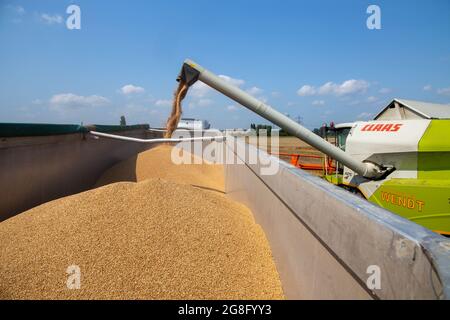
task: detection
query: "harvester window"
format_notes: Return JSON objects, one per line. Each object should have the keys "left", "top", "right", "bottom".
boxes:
{"left": 336, "top": 128, "right": 350, "bottom": 151}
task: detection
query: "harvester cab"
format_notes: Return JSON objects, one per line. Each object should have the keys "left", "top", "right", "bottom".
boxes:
{"left": 322, "top": 122, "right": 355, "bottom": 176}
{"left": 332, "top": 123, "right": 353, "bottom": 152}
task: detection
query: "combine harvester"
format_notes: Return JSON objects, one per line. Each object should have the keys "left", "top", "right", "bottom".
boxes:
{"left": 1, "top": 60, "right": 450, "bottom": 299}
{"left": 178, "top": 59, "right": 450, "bottom": 236}
{"left": 324, "top": 101, "right": 450, "bottom": 236}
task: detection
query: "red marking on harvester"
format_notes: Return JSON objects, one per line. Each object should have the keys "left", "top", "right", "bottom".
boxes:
{"left": 361, "top": 123, "right": 403, "bottom": 132}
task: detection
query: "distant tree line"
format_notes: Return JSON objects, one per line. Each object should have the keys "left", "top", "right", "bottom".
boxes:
{"left": 120, "top": 115, "right": 126, "bottom": 126}
{"left": 250, "top": 123, "right": 272, "bottom": 136}
{"left": 249, "top": 123, "right": 325, "bottom": 138}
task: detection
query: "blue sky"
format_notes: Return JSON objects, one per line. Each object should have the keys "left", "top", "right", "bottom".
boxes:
{"left": 0, "top": 0, "right": 449, "bottom": 129}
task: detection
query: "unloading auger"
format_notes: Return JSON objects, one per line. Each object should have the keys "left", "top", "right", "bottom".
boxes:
{"left": 177, "top": 59, "right": 394, "bottom": 180}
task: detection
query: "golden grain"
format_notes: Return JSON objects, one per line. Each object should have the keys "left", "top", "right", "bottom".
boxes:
{"left": 0, "top": 146, "right": 284, "bottom": 300}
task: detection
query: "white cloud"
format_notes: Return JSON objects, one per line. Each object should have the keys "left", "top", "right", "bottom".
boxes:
{"left": 40, "top": 13, "right": 63, "bottom": 24}
{"left": 259, "top": 96, "right": 268, "bottom": 103}
{"left": 188, "top": 98, "right": 213, "bottom": 109}
{"left": 437, "top": 87, "right": 450, "bottom": 95}
{"left": 271, "top": 91, "right": 281, "bottom": 97}
{"left": 357, "top": 112, "right": 374, "bottom": 120}
{"left": 298, "top": 80, "right": 369, "bottom": 97}
{"left": 155, "top": 99, "right": 171, "bottom": 107}
{"left": 244, "top": 86, "right": 268, "bottom": 103}
{"left": 5, "top": 5, "right": 25, "bottom": 23}
{"left": 120, "top": 84, "right": 145, "bottom": 95}
{"left": 190, "top": 74, "right": 245, "bottom": 98}
{"left": 16, "top": 6, "right": 25, "bottom": 15}
{"left": 423, "top": 85, "right": 432, "bottom": 91}
{"left": 323, "top": 80, "right": 369, "bottom": 95}
{"left": 190, "top": 81, "right": 210, "bottom": 98}
{"left": 379, "top": 88, "right": 391, "bottom": 94}
{"left": 227, "top": 105, "right": 238, "bottom": 112}
{"left": 197, "top": 99, "right": 213, "bottom": 107}
{"left": 50, "top": 93, "right": 109, "bottom": 109}
{"left": 6, "top": 5, "right": 25, "bottom": 15}
{"left": 367, "top": 96, "right": 378, "bottom": 103}
{"left": 246, "top": 86, "right": 263, "bottom": 96}
{"left": 346, "top": 99, "right": 361, "bottom": 106}
{"left": 32, "top": 99, "right": 42, "bottom": 105}
{"left": 109, "top": 103, "right": 160, "bottom": 126}
{"left": 124, "top": 103, "right": 157, "bottom": 115}
{"left": 219, "top": 75, "right": 245, "bottom": 87}
{"left": 312, "top": 100, "right": 325, "bottom": 106}
{"left": 317, "top": 82, "right": 336, "bottom": 95}
{"left": 297, "top": 85, "right": 316, "bottom": 96}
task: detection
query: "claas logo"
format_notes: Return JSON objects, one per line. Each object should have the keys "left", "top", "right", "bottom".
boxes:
{"left": 360, "top": 123, "right": 403, "bottom": 132}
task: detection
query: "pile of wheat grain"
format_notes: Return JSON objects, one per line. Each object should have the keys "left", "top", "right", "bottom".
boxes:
{"left": 95, "top": 144, "right": 224, "bottom": 192}
{"left": 0, "top": 146, "right": 283, "bottom": 300}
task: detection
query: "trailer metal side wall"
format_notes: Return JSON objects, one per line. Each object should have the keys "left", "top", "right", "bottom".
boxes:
{"left": 224, "top": 138, "right": 450, "bottom": 300}
{"left": 0, "top": 129, "right": 160, "bottom": 221}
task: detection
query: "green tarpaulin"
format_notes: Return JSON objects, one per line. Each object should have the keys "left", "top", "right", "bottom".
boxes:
{"left": 0, "top": 123, "right": 150, "bottom": 138}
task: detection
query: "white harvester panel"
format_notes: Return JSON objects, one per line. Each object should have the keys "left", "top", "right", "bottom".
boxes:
{"left": 347, "top": 120, "right": 430, "bottom": 155}
{"left": 344, "top": 120, "right": 431, "bottom": 181}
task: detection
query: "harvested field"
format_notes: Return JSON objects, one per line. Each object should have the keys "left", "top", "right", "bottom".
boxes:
{"left": 0, "top": 146, "right": 284, "bottom": 300}
{"left": 247, "top": 136, "right": 336, "bottom": 177}
{"left": 247, "top": 136, "right": 335, "bottom": 156}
